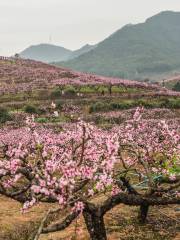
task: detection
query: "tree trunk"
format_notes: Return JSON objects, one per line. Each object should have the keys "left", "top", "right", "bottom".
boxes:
{"left": 83, "top": 210, "right": 107, "bottom": 240}
{"left": 138, "top": 204, "right": 149, "bottom": 223}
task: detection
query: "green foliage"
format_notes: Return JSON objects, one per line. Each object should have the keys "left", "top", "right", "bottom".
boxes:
{"left": 89, "top": 102, "right": 112, "bottom": 113}
{"left": 166, "top": 98, "right": 180, "bottom": 108}
{"left": 111, "top": 101, "right": 135, "bottom": 110}
{"left": 89, "top": 100, "right": 139, "bottom": 113}
{"left": 80, "top": 86, "right": 96, "bottom": 94}
{"left": 0, "top": 107, "right": 12, "bottom": 123}
{"left": 89, "top": 97, "right": 180, "bottom": 113}
{"left": 97, "top": 86, "right": 108, "bottom": 94}
{"left": 24, "top": 105, "right": 38, "bottom": 114}
{"left": 79, "top": 85, "right": 140, "bottom": 94}
{"left": 35, "top": 117, "right": 48, "bottom": 123}
{"left": 50, "top": 115, "right": 69, "bottom": 123}
{"left": 159, "top": 98, "right": 180, "bottom": 108}
{"left": 64, "top": 85, "right": 76, "bottom": 96}
{"left": 172, "top": 82, "right": 180, "bottom": 92}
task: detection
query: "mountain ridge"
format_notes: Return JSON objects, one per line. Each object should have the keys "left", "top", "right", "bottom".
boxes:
{"left": 20, "top": 43, "right": 96, "bottom": 63}
{"left": 57, "top": 11, "right": 180, "bottom": 82}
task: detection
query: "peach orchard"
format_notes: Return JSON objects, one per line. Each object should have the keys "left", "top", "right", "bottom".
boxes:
{"left": 0, "top": 107, "right": 179, "bottom": 240}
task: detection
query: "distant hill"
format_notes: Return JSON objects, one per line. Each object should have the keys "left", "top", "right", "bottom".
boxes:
{"left": 58, "top": 11, "right": 180, "bottom": 82}
{"left": 20, "top": 43, "right": 96, "bottom": 63}
{"left": 67, "top": 44, "right": 97, "bottom": 60}
{"left": 20, "top": 44, "right": 72, "bottom": 63}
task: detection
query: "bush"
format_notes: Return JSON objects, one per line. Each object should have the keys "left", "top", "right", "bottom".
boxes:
{"left": 136, "top": 99, "right": 160, "bottom": 108}
{"left": 24, "top": 105, "right": 38, "bottom": 114}
{"left": 159, "top": 98, "right": 180, "bottom": 109}
{"left": 89, "top": 102, "right": 112, "bottom": 113}
{"left": 80, "top": 86, "right": 95, "bottom": 94}
{"left": 0, "top": 107, "right": 12, "bottom": 123}
{"left": 172, "top": 82, "right": 180, "bottom": 92}
{"left": 111, "top": 101, "right": 135, "bottom": 110}
{"left": 64, "top": 86, "right": 76, "bottom": 96}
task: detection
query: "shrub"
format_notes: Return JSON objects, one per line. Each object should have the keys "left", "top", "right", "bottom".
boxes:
{"left": 111, "top": 101, "right": 135, "bottom": 110}
{"left": 64, "top": 86, "right": 76, "bottom": 96}
{"left": 0, "top": 107, "right": 12, "bottom": 123}
{"left": 24, "top": 105, "right": 38, "bottom": 114}
{"left": 80, "top": 86, "right": 95, "bottom": 94}
{"left": 89, "top": 102, "right": 112, "bottom": 113}
{"left": 136, "top": 99, "right": 159, "bottom": 108}
{"left": 172, "top": 82, "right": 180, "bottom": 92}
{"left": 159, "top": 98, "right": 180, "bottom": 109}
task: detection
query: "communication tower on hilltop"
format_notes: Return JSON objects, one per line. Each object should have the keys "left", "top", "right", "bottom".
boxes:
{"left": 49, "top": 35, "right": 52, "bottom": 44}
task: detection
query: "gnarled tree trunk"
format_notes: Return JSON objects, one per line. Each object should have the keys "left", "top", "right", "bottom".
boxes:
{"left": 138, "top": 204, "right": 149, "bottom": 223}
{"left": 83, "top": 209, "right": 107, "bottom": 240}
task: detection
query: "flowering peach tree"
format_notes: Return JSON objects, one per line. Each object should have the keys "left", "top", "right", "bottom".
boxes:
{"left": 0, "top": 109, "right": 179, "bottom": 240}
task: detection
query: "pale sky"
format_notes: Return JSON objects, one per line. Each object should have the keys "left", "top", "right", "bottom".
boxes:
{"left": 0, "top": 0, "right": 180, "bottom": 56}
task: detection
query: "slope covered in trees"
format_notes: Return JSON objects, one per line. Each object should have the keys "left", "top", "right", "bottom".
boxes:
{"left": 1, "top": 57, "right": 173, "bottom": 96}
{"left": 19, "top": 44, "right": 96, "bottom": 63}
{"left": 20, "top": 44, "right": 72, "bottom": 63}
{"left": 59, "top": 11, "right": 180, "bottom": 81}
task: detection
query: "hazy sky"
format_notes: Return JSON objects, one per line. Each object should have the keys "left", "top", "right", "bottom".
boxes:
{"left": 0, "top": 0, "right": 180, "bottom": 56}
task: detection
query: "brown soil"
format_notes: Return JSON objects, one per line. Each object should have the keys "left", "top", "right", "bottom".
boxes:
{"left": 0, "top": 195, "right": 179, "bottom": 240}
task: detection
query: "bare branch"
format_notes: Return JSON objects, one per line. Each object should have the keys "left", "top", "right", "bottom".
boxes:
{"left": 42, "top": 211, "right": 79, "bottom": 234}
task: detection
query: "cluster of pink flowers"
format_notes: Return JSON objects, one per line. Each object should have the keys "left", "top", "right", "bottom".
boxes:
{"left": 62, "top": 104, "right": 81, "bottom": 116}
{"left": 72, "top": 201, "right": 85, "bottom": 213}
{"left": 113, "top": 107, "right": 180, "bottom": 180}
{"left": 94, "top": 108, "right": 180, "bottom": 125}
{"left": 0, "top": 118, "right": 119, "bottom": 210}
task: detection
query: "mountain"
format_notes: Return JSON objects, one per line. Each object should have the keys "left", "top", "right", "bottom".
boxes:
{"left": 19, "top": 43, "right": 96, "bottom": 63}
{"left": 20, "top": 44, "right": 72, "bottom": 63}
{"left": 58, "top": 11, "right": 180, "bottom": 82}
{"left": 67, "top": 44, "right": 97, "bottom": 60}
